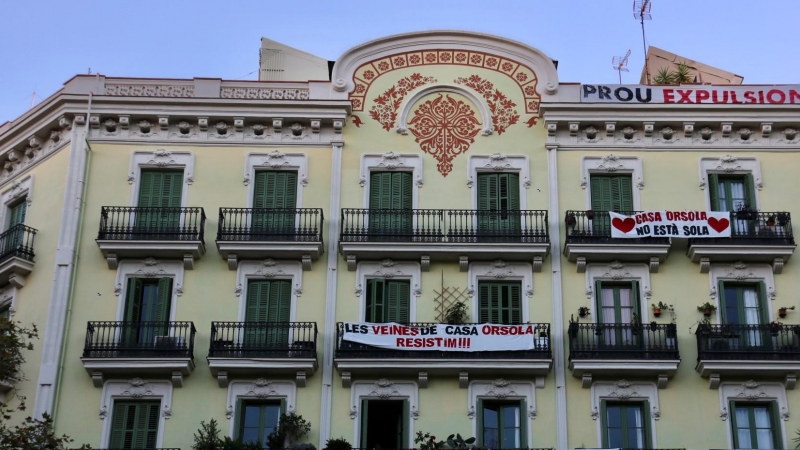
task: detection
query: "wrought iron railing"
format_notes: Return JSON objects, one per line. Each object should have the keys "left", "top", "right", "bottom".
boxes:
{"left": 0, "top": 223, "right": 36, "bottom": 264}
{"left": 564, "top": 210, "right": 670, "bottom": 245}
{"left": 696, "top": 323, "right": 800, "bottom": 360}
{"left": 335, "top": 322, "right": 551, "bottom": 359}
{"left": 217, "top": 207, "right": 324, "bottom": 244}
{"left": 568, "top": 322, "right": 680, "bottom": 360}
{"left": 208, "top": 321, "right": 318, "bottom": 359}
{"left": 83, "top": 321, "right": 196, "bottom": 359}
{"left": 98, "top": 206, "right": 205, "bottom": 241}
{"left": 689, "top": 211, "right": 794, "bottom": 245}
{"left": 340, "top": 209, "right": 548, "bottom": 243}
{"left": 86, "top": 448, "right": 182, "bottom": 450}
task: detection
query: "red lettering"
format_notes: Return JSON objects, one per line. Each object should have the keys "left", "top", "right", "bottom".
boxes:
{"left": 434, "top": 338, "right": 442, "bottom": 347}
{"left": 636, "top": 214, "right": 642, "bottom": 224}
{"left": 396, "top": 338, "right": 406, "bottom": 347}
{"left": 411, "top": 327, "right": 418, "bottom": 336}
{"left": 767, "top": 89, "right": 786, "bottom": 104}
{"left": 663, "top": 89, "right": 675, "bottom": 103}
{"left": 696, "top": 90, "right": 710, "bottom": 103}
{"left": 491, "top": 326, "right": 500, "bottom": 335}
{"left": 680, "top": 212, "right": 688, "bottom": 221}
{"left": 700, "top": 211, "right": 707, "bottom": 220}
{"left": 790, "top": 90, "right": 800, "bottom": 104}
{"left": 744, "top": 91, "right": 757, "bottom": 103}
{"left": 677, "top": 90, "right": 694, "bottom": 103}
{"left": 654, "top": 212, "right": 662, "bottom": 221}
{"left": 758, "top": 91, "right": 765, "bottom": 103}
{"left": 688, "top": 211, "right": 695, "bottom": 221}
{"left": 665, "top": 211, "right": 673, "bottom": 221}
{"left": 372, "top": 326, "right": 381, "bottom": 334}
{"left": 380, "top": 326, "right": 388, "bottom": 334}
{"left": 731, "top": 91, "right": 742, "bottom": 104}
{"left": 712, "top": 90, "right": 728, "bottom": 103}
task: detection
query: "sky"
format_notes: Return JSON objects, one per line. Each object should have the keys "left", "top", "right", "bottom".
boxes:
{"left": 1, "top": 0, "right": 797, "bottom": 124}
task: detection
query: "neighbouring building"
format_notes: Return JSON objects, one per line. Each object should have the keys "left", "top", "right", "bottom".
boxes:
{"left": 640, "top": 45, "right": 744, "bottom": 85}
{"left": 1, "top": 30, "right": 800, "bottom": 450}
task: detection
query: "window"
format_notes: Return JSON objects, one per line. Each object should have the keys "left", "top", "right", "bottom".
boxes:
{"left": 136, "top": 170, "right": 183, "bottom": 231}
{"left": 365, "top": 278, "right": 410, "bottom": 323}
{"left": 245, "top": 280, "right": 291, "bottom": 346}
{"left": 109, "top": 401, "right": 160, "bottom": 449}
{"left": 478, "top": 282, "right": 521, "bottom": 325}
{"left": 720, "top": 282, "right": 767, "bottom": 326}
{"left": 252, "top": 171, "right": 298, "bottom": 234}
{"left": 477, "top": 400, "right": 525, "bottom": 449}
{"left": 369, "top": 172, "right": 412, "bottom": 233}
{"left": 601, "top": 401, "right": 650, "bottom": 449}
{"left": 709, "top": 174, "right": 756, "bottom": 212}
{"left": 237, "top": 400, "right": 284, "bottom": 446}
{"left": 590, "top": 175, "right": 633, "bottom": 235}
{"left": 0, "top": 305, "right": 9, "bottom": 321}
{"left": 7, "top": 201, "right": 26, "bottom": 229}
{"left": 123, "top": 278, "right": 172, "bottom": 345}
{"left": 477, "top": 173, "right": 520, "bottom": 237}
{"left": 595, "top": 281, "right": 641, "bottom": 346}
{"left": 730, "top": 402, "right": 781, "bottom": 449}
{"left": 3, "top": 201, "right": 27, "bottom": 257}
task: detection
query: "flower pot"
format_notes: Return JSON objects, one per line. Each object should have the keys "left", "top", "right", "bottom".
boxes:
{"left": 704, "top": 308, "right": 712, "bottom": 317}
{"left": 653, "top": 308, "right": 661, "bottom": 317}
{"left": 585, "top": 210, "right": 595, "bottom": 220}
{"left": 767, "top": 219, "right": 776, "bottom": 227}
{"left": 578, "top": 308, "right": 589, "bottom": 318}
{"left": 566, "top": 215, "right": 576, "bottom": 227}
{"left": 779, "top": 308, "right": 787, "bottom": 318}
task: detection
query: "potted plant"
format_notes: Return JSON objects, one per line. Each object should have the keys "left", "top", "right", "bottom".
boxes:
{"left": 578, "top": 306, "right": 590, "bottom": 318}
{"left": 566, "top": 213, "right": 576, "bottom": 227}
{"left": 585, "top": 210, "right": 595, "bottom": 220}
{"left": 766, "top": 215, "right": 777, "bottom": 227}
{"left": 651, "top": 301, "right": 670, "bottom": 318}
{"left": 779, "top": 306, "right": 795, "bottom": 318}
{"left": 697, "top": 302, "right": 717, "bottom": 317}
{"left": 648, "top": 321, "right": 658, "bottom": 332}
{"left": 538, "top": 327, "right": 548, "bottom": 338}
{"left": 444, "top": 301, "right": 469, "bottom": 325}
{"left": 769, "top": 321, "right": 783, "bottom": 336}
{"left": 778, "top": 212, "right": 789, "bottom": 227}
{"left": 323, "top": 438, "right": 352, "bottom": 450}
{"left": 630, "top": 313, "right": 643, "bottom": 335}
{"left": 666, "top": 322, "right": 677, "bottom": 338}
{"left": 735, "top": 203, "right": 757, "bottom": 221}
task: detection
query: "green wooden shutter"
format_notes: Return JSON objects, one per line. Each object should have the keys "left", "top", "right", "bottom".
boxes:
{"left": 744, "top": 173, "right": 757, "bottom": 210}
{"left": 386, "top": 281, "right": 410, "bottom": 324}
{"left": 360, "top": 399, "right": 369, "bottom": 447}
{"left": 590, "top": 177, "right": 608, "bottom": 211}
{"left": 595, "top": 280, "right": 604, "bottom": 324}
{"left": 519, "top": 399, "right": 527, "bottom": 448}
{"left": 642, "top": 400, "right": 652, "bottom": 449}
{"left": 110, "top": 402, "right": 159, "bottom": 449}
{"left": 510, "top": 283, "right": 521, "bottom": 324}
{"left": 133, "top": 402, "right": 160, "bottom": 448}
{"left": 718, "top": 280, "right": 727, "bottom": 324}
{"left": 617, "top": 176, "right": 633, "bottom": 211}
{"left": 631, "top": 280, "right": 641, "bottom": 317}
{"left": 246, "top": 281, "right": 267, "bottom": 322}
{"left": 479, "top": 283, "right": 491, "bottom": 323}
{"left": 8, "top": 202, "right": 26, "bottom": 228}
{"left": 124, "top": 278, "right": 144, "bottom": 323}
{"left": 600, "top": 400, "right": 610, "bottom": 448}
{"left": 505, "top": 173, "right": 520, "bottom": 210}
{"left": 366, "top": 279, "right": 386, "bottom": 322}
{"left": 267, "top": 281, "right": 291, "bottom": 345}
{"left": 369, "top": 172, "right": 412, "bottom": 233}
{"left": 253, "top": 171, "right": 267, "bottom": 210}
{"left": 138, "top": 172, "right": 155, "bottom": 208}
{"left": 253, "top": 172, "right": 298, "bottom": 231}
{"left": 109, "top": 402, "right": 131, "bottom": 448}
{"left": 155, "top": 278, "right": 172, "bottom": 323}
{"left": 758, "top": 281, "right": 769, "bottom": 324}
{"left": 708, "top": 174, "right": 721, "bottom": 211}
{"left": 401, "top": 399, "right": 410, "bottom": 448}
{"left": 769, "top": 401, "right": 782, "bottom": 449}
{"left": 730, "top": 401, "right": 741, "bottom": 449}
{"left": 234, "top": 398, "right": 244, "bottom": 440}
{"left": 476, "top": 399, "right": 484, "bottom": 446}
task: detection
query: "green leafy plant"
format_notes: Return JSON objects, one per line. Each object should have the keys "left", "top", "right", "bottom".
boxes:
{"left": 653, "top": 62, "right": 694, "bottom": 85}
{"left": 0, "top": 318, "right": 38, "bottom": 390}
{"left": 793, "top": 427, "right": 800, "bottom": 448}
{"left": 265, "top": 413, "right": 312, "bottom": 449}
{"left": 697, "top": 302, "right": 717, "bottom": 316}
{"left": 445, "top": 433, "right": 477, "bottom": 449}
{"left": 444, "top": 301, "right": 469, "bottom": 324}
{"left": 323, "top": 437, "right": 352, "bottom": 450}
{"left": 192, "top": 419, "right": 223, "bottom": 450}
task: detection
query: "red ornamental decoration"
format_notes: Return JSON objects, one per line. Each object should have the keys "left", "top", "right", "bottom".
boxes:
{"left": 454, "top": 75, "right": 520, "bottom": 135}
{"left": 369, "top": 73, "right": 437, "bottom": 131}
{"left": 408, "top": 94, "right": 481, "bottom": 176}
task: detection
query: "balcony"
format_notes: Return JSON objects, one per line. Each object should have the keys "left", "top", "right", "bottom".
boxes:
{"left": 81, "top": 321, "right": 196, "bottom": 387}
{"left": 339, "top": 209, "right": 549, "bottom": 272}
{"left": 333, "top": 322, "right": 552, "bottom": 387}
{"left": 563, "top": 211, "right": 671, "bottom": 273}
{"left": 96, "top": 207, "right": 206, "bottom": 269}
{"left": 687, "top": 211, "right": 796, "bottom": 273}
{"left": 695, "top": 323, "right": 800, "bottom": 389}
{"left": 216, "top": 208, "right": 324, "bottom": 270}
{"left": 568, "top": 322, "right": 681, "bottom": 388}
{"left": 207, "top": 321, "right": 318, "bottom": 387}
{"left": 0, "top": 224, "right": 36, "bottom": 288}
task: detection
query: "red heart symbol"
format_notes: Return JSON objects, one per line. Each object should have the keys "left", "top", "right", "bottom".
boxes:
{"left": 708, "top": 217, "right": 730, "bottom": 233}
{"left": 612, "top": 217, "right": 636, "bottom": 233}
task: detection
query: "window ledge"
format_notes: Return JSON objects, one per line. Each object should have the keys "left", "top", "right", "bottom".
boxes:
{"left": 564, "top": 242, "right": 671, "bottom": 272}
{"left": 81, "top": 357, "right": 195, "bottom": 388}
{"left": 216, "top": 241, "right": 322, "bottom": 270}
{"left": 207, "top": 358, "right": 317, "bottom": 387}
{"left": 97, "top": 240, "right": 205, "bottom": 270}
{"left": 569, "top": 359, "right": 680, "bottom": 389}
{"left": 688, "top": 243, "right": 795, "bottom": 273}
{"left": 696, "top": 360, "right": 800, "bottom": 389}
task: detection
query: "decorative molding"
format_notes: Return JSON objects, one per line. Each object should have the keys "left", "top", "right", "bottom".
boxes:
{"left": 350, "top": 380, "right": 418, "bottom": 446}
{"left": 709, "top": 262, "right": 775, "bottom": 322}
{"left": 397, "top": 85, "right": 493, "bottom": 137}
{"left": 468, "top": 379, "right": 536, "bottom": 447}
{"left": 128, "top": 150, "right": 194, "bottom": 206}
{"left": 226, "top": 380, "right": 296, "bottom": 435}
{"left": 699, "top": 155, "right": 763, "bottom": 208}
{"left": 220, "top": 87, "right": 309, "bottom": 100}
{"left": 360, "top": 153, "right": 423, "bottom": 208}
{"left": 454, "top": 75, "right": 520, "bottom": 135}
{"left": 356, "top": 261, "right": 421, "bottom": 321}
{"left": 244, "top": 151, "right": 308, "bottom": 207}
{"left": 468, "top": 261, "right": 532, "bottom": 322}
{"left": 585, "top": 262, "right": 652, "bottom": 321}
{"left": 236, "top": 260, "right": 302, "bottom": 322}
{"left": 114, "top": 259, "right": 184, "bottom": 321}
{"left": 99, "top": 379, "right": 172, "bottom": 448}
{"left": 0, "top": 174, "right": 33, "bottom": 229}
{"left": 467, "top": 154, "right": 530, "bottom": 208}
{"left": 718, "top": 381, "right": 789, "bottom": 449}
{"left": 580, "top": 155, "right": 643, "bottom": 209}
{"left": 590, "top": 381, "right": 660, "bottom": 447}
{"left": 105, "top": 84, "right": 194, "bottom": 97}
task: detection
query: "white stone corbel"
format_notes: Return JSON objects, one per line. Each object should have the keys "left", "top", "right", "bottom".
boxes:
{"left": 74, "top": 115, "right": 86, "bottom": 126}
{"left": 91, "top": 371, "right": 105, "bottom": 388}
{"left": 301, "top": 255, "right": 312, "bottom": 271}
{"left": 657, "top": 373, "right": 668, "bottom": 389}
{"left": 581, "top": 373, "right": 592, "bottom": 389}
{"left": 227, "top": 254, "right": 238, "bottom": 271}
{"left": 171, "top": 371, "right": 184, "bottom": 388}
{"left": 643, "top": 122, "right": 654, "bottom": 137}
{"left": 341, "top": 371, "right": 352, "bottom": 388}
{"left": 106, "top": 253, "right": 119, "bottom": 270}
{"left": 58, "top": 114, "right": 72, "bottom": 129}
{"left": 568, "top": 122, "right": 579, "bottom": 137}
{"left": 420, "top": 255, "right": 430, "bottom": 272}
{"left": 119, "top": 115, "right": 130, "bottom": 130}
{"left": 347, "top": 255, "right": 356, "bottom": 272}
{"left": 532, "top": 256, "right": 543, "bottom": 273}
{"left": 683, "top": 122, "right": 695, "bottom": 138}
{"left": 217, "top": 371, "right": 229, "bottom": 388}
{"left": 773, "top": 257, "right": 784, "bottom": 274}
{"left": 459, "top": 256, "right": 469, "bottom": 272}
{"left": 310, "top": 119, "right": 321, "bottom": 133}
{"left": 700, "top": 257, "right": 711, "bottom": 274}
{"left": 546, "top": 121, "right": 557, "bottom": 137}
{"left": 459, "top": 372, "right": 469, "bottom": 389}
{"left": 605, "top": 122, "right": 615, "bottom": 137}
{"left": 787, "top": 374, "right": 797, "bottom": 390}
{"left": 296, "top": 371, "right": 307, "bottom": 387}
{"left": 709, "top": 373, "right": 721, "bottom": 389}
{"left": 576, "top": 257, "right": 587, "bottom": 273}
{"left": 762, "top": 123, "right": 772, "bottom": 139}
{"left": 158, "top": 116, "right": 169, "bottom": 131}
{"left": 197, "top": 117, "right": 209, "bottom": 131}
{"left": 649, "top": 257, "right": 660, "bottom": 273}
{"left": 233, "top": 117, "right": 244, "bottom": 132}
{"left": 272, "top": 118, "right": 283, "bottom": 133}
{"left": 418, "top": 372, "right": 428, "bottom": 388}
{"left": 333, "top": 119, "right": 343, "bottom": 133}
{"left": 183, "top": 254, "right": 195, "bottom": 270}
{"left": 721, "top": 122, "right": 732, "bottom": 138}
{"left": 89, "top": 115, "right": 101, "bottom": 129}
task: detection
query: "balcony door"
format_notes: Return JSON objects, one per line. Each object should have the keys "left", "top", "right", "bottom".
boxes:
{"left": 360, "top": 399, "right": 408, "bottom": 449}
{"left": 595, "top": 281, "right": 641, "bottom": 347}
{"left": 709, "top": 174, "right": 756, "bottom": 234}
{"left": 369, "top": 172, "right": 412, "bottom": 239}
{"left": 136, "top": 170, "right": 183, "bottom": 236}
{"left": 109, "top": 401, "right": 160, "bottom": 449}
{"left": 590, "top": 175, "right": 633, "bottom": 236}
{"left": 252, "top": 171, "right": 297, "bottom": 239}
{"left": 601, "top": 401, "right": 651, "bottom": 449}
{"left": 123, "top": 278, "right": 172, "bottom": 346}
{"left": 477, "top": 400, "right": 525, "bottom": 449}
{"left": 237, "top": 399, "right": 284, "bottom": 447}
{"left": 478, "top": 281, "right": 521, "bottom": 325}
{"left": 730, "top": 402, "right": 781, "bottom": 449}
{"left": 3, "top": 200, "right": 27, "bottom": 257}
{"left": 477, "top": 173, "right": 520, "bottom": 240}
{"left": 244, "top": 280, "right": 291, "bottom": 348}
{"left": 365, "top": 278, "right": 410, "bottom": 324}
{"left": 720, "top": 281, "right": 769, "bottom": 348}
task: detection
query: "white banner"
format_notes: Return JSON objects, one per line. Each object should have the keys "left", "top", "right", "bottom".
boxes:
{"left": 581, "top": 84, "right": 800, "bottom": 105}
{"left": 341, "top": 322, "right": 543, "bottom": 351}
{"left": 608, "top": 211, "right": 731, "bottom": 238}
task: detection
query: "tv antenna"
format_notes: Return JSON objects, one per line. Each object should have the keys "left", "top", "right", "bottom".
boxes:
{"left": 611, "top": 49, "right": 631, "bottom": 84}
{"left": 633, "top": 0, "right": 652, "bottom": 84}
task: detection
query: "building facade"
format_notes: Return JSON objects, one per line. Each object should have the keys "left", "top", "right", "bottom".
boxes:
{"left": 1, "top": 30, "right": 799, "bottom": 450}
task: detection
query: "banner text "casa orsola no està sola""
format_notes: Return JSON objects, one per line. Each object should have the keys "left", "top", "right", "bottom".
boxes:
{"left": 608, "top": 211, "right": 732, "bottom": 238}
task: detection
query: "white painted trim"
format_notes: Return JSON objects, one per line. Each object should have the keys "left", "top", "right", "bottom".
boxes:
{"left": 349, "top": 379, "right": 419, "bottom": 447}
{"left": 114, "top": 258, "right": 185, "bottom": 322}
{"left": 0, "top": 174, "right": 33, "bottom": 229}
{"left": 355, "top": 260, "right": 421, "bottom": 321}
{"left": 709, "top": 262, "right": 776, "bottom": 322}
{"left": 0, "top": 285, "right": 17, "bottom": 319}
{"left": 467, "top": 379, "right": 536, "bottom": 448}
{"left": 590, "top": 380, "right": 660, "bottom": 448}
{"left": 235, "top": 259, "right": 303, "bottom": 322}
{"left": 225, "top": 379, "right": 297, "bottom": 437}
{"left": 699, "top": 155, "right": 763, "bottom": 210}
{"left": 128, "top": 150, "right": 195, "bottom": 207}
{"left": 585, "top": 262, "right": 652, "bottom": 322}
{"left": 359, "top": 152, "right": 423, "bottom": 209}
{"left": 581, "top": 155, "right": 644, "bottom": 210}
{"left": 397, "top": 86, "right": 493, "bottom": 136}
{"left": 718, "top": 381, "right": 789, "bottom": 449}
{"left": 99, "top": 379, "right": 173, "bottom": 448}
{"left": 243, "top": 151, "right": 308, "bottom": 208}
{"left": 467, "top": 154, "right": 530, "bottom": 209}
{"left": 468, "top": 261, "right": 533, "bottom": 322}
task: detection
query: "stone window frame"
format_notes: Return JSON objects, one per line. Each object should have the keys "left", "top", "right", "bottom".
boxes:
{"left": 359, "top": 152, "right": 423, "bottom": 209}
{"left": 467, "top": 379, "right": 537, "bottom": 448}
{"left": 466, "top": 154, "right": 531, "bottom": 210}
{"left": 0, "top": 174, "right": 33, "bottom": 230}
{"left": 718, "top": 381, "right": 789, "bottom": 450}
{"left": 234, "top": 259, "right": 303, "bottom": 323}
{"left": 225, "top": 379, "right": 297, "bottom": 438}
{"left": 127, "top": 149, "right": 195, "bottom": 207}
{"left": 708, "top": 262, "right": 776, "bottom": 323}
{"left": 467, "top": 261, "right": 533, "bottom": 323}
{"left": 698, "top": 155, "right": 763, "bottom": 210}
{"left": 349, "top": 379, "right": 419, "bottom": 447}
{"left": 585, "top": 262, "right": 653, "bottom": 322}
{"left": 99, "top": 378, "right": 173, "bottom": 448}
{"left": 114, "top": 258, "right": 185, "bottom": 322}
{"left": 580, "top": 155, "right": 644, "bottom": 210}
{"left": 243, "top": 151, "right": 308, "bottom": 209}
{"left": 355, "top": 260, "right": 421, "bottom": 322}
{"left": 590, "top": 380, "right": 661, "bottom": 448}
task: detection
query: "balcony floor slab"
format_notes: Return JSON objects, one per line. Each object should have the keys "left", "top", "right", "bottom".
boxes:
{"left": 81, "top": 357, "right": 195, "bottom": 388}
{"left": 97, "top": 240, "right": 205, "bottom": 269}
{"left": 339, "top": 241, "right": 549, "bottom": 263}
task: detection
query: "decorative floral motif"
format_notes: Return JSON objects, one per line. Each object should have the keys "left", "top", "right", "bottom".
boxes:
{"left": 377, "top": 61, "right": 390, "bottom": 71}
{"left": 455, "top": 75, "right": 520, "bottom": 135}
{"left": 455, "top": 53, "right": 467, "bottom": 63}
{"left": 362, "top": 70, "right": 375, "bottom": 81}
{"left": 425, "top": 53, "right": 438, "bottom": 63}
{"left": 369, "top": 73, "right": 438, "bottom": 131}
{"left": 515, "top": 72, "right": 528, "bottom": 82}
{"left": 485, "top": 57, "right": 498, "bottom": 67}
{"left": 502, "top": 62, "right": 514, "bottom": 72}
{"left": 408, "top": 94, "right": 481, "bottom": 176}
{"left": 393, "top": 57, "right": 406, "bottom": 67}
{"left": 409, "top": 55, "right": 421, "bottom": 64}
{"left": 439, "top": 53, "right": 451, "bottom": 62}
{"left": 470, "top": 54, "right": 483, "bottom": 64}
